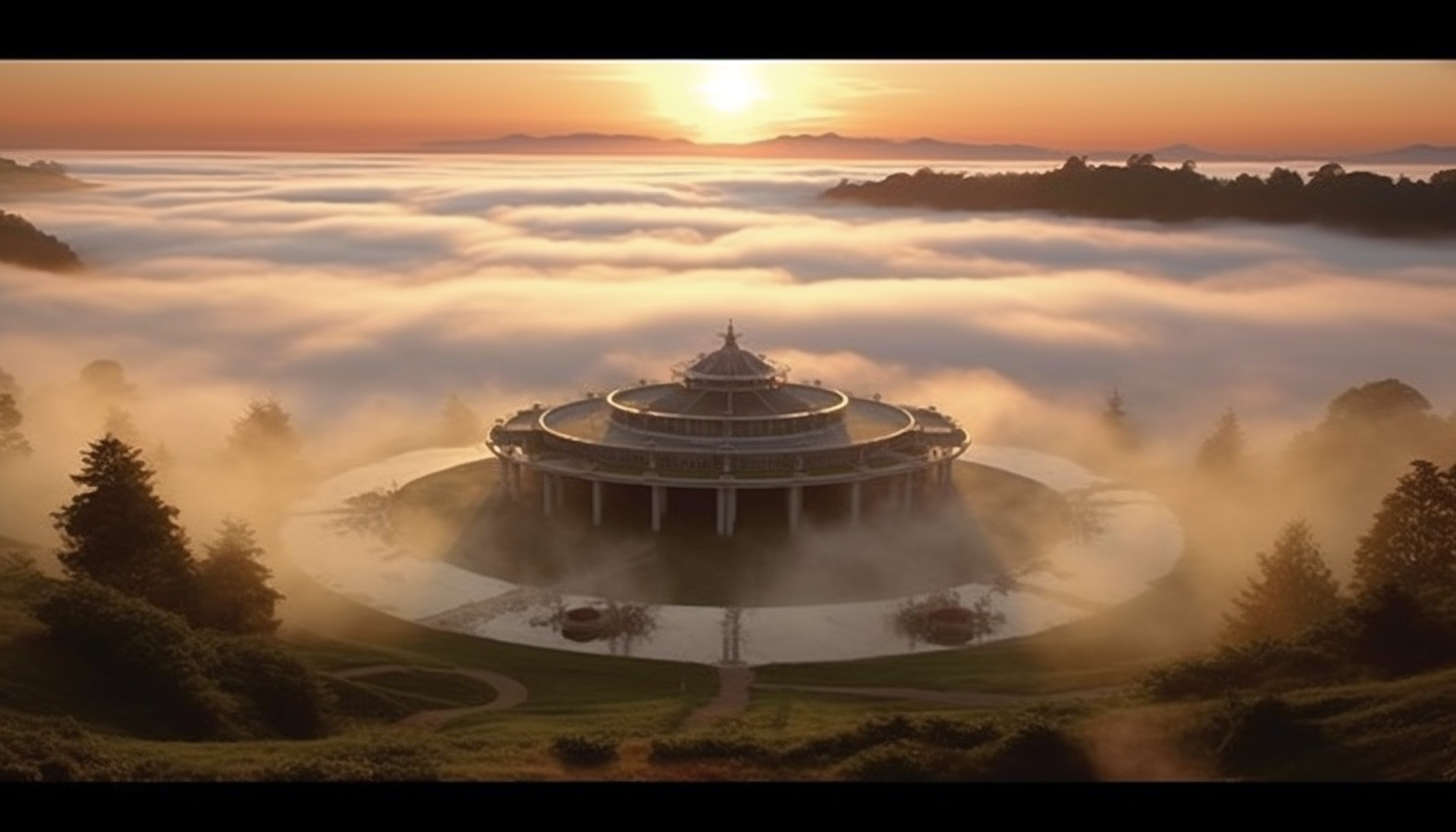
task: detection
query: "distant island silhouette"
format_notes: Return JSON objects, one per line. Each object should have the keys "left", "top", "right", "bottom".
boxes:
{"left": 0, "top": 157, "right": 92, "bottom": 195}
{"left": 821, "top": 158, "right": 1456, "bottom": 239}
{"left": 0, "top": 210, "right": 83, "bottom": 272}
{"left": 417, "top": 132, "right": 1456, "bottom": 166}
{"left": 0, "top": 158, "right": 88, "bottom": 272}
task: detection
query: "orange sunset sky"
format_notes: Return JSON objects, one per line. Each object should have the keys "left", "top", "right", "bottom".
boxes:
{"left": 4, "top": 61, "right": 1455, "bottom": 155}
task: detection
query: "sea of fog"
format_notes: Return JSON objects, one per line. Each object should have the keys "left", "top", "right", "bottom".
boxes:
{"left": 4, "top": 151, "right": 1456, "bottom": 469}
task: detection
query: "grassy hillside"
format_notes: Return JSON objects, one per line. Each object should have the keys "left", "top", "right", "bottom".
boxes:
{"left": 3, "top": 547, "right": 1453, "bottom": 780}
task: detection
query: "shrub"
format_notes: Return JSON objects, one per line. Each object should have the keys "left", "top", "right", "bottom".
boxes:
{"left": 1214, "top": 695, "right": 1324, "bottom": 776}
{"left": 32, "top": 579, "right": 238, "bottom": 739}
{"left": 551, "top": 734, "right": 620, "bottom": 768}
{"left": 1139, "top": 636, "right": 1354, "bottom": 700}
{"left": 214, "top": 636, "right": 334, "bottom": 739}
{"left": 841, "top": 741, "right": 938, "bottom": 782}
{"left": 0, "top": 720, "right": 131, "bottom": 782}
{"left": 981, "top": 720, "right": 1095, "bottom": 781}
{"left": 263, "top": 737, "right": 440, "bottom": 781}
{"left": 782, "top": 714, "right": 929, "bottom": 764}
{"left": 1344, "top": 584, "right": 1456, "bottom": 676}
{"left": 647, "top": 735, "right": 769, "bottom": 765}
{"left": 915, "top": 717, "right": 998, "bottom": 750}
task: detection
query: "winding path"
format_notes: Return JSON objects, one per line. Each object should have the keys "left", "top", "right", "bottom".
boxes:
{"left": 329, "top": 663, "right": 529, "bottom": 729}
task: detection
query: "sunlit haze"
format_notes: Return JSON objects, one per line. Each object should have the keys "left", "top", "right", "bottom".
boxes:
{"left": 5, "top": 61, "right": 1456, "bottom": 155}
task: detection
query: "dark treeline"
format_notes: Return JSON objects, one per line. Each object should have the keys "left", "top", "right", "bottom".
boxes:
{"left": 822, "top": 157, "right": 1456, "bottom": 238}
{"left": 0, "top": 210, "right": 83, "bottom": 273}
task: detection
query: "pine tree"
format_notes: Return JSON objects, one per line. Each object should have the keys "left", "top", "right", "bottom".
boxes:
{"left": 226, "top": 398, "right": 301, "bottom": 465}
{"left": 52, "top": 435, "right": 198, "bottom": 615}
{"left": 1352, "top": 459, "right": 1456, "bottom": 601}
{"left": 195, "top": 518, "right": 283, "bottom": 635}
{"left": 0, "top": 391, "right": 31, "bottom": 461}
{"left": 1223, "top": 519, "right": 1342, "bottom": 644}
{"left": 1197, "top": 407, "right": 1245, "bottom": 475}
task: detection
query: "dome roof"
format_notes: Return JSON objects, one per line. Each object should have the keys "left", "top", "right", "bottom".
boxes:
{"left": 679, "top": 321, "right": 784, "bottom": 388}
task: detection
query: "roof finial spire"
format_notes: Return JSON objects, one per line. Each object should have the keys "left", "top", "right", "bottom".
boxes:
{"left": 723, "top": 318, "right": 738, "bottom": 348}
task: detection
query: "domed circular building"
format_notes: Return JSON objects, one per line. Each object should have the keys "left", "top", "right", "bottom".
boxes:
{"left": 486, "top": 322, "right": 970, "bottom": 536}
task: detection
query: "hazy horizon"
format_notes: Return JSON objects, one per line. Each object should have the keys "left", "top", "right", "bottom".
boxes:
{"left": 6, "top": 61, "right": 1456, "bottom": 155}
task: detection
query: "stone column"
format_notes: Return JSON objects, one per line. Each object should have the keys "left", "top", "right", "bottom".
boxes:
{"left": 715, "top": 487, "right": 726, "bottom": 536}
{"left": 725, "top": 487, "right": 738, "bottom": 536}
{"left": 555, "top": 474, "right": 565, "bottom": 513}
{"left": 788, "top": 485, "right": 803, "bottom": 532}
{"left": 542, "top": 472, "right": 554, "bottom": 517}
{"left": 651, "top": 484, "right": 664, "bottom": 533}
{"left": 591, "top": 480, "right": 603, "bottom": 526}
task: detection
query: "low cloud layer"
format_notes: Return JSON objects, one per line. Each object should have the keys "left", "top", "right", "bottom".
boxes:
{"left": 3, "top": 152, "right": 1456, "bottom": 554}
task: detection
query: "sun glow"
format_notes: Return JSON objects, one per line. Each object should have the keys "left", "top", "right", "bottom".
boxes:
{"left": 636, "top": 62, "right": 836, "bottom": 145}
{"left": 699, "top": 64, "right": 765, "bottom": 114}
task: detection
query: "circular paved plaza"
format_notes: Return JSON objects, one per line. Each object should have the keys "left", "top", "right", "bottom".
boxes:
{"left": 281, "top": 445, "right": 1183, "bottom": 666}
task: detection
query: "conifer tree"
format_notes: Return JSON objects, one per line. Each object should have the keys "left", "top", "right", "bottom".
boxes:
{"left": 1223, "top": 519, "right": 1342, "bottom": 643}
{"left": 195, "top": 518, "right": 283, "bottom": 635}
{"left": 0, "top": 391, "right": 31, "bottom": 461}
{"left": 52, "top": 435, "right": 197, "bottom": 615}
{"left": 226, "top": 398, "right": 302, "bottom": 468}
{"left": 1352, "top": 459, "right": 1456, "bottom": 601}
{"left": 1197, "top": 407, "right": 1245, "bottom": 475}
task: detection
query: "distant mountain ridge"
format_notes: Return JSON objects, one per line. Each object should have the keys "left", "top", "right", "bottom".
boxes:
{"left": 418, "top": 133, "right": 1456, "bottom": 165}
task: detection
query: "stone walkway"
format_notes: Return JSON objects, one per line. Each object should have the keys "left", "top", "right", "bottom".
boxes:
{"left": 329, "top": 663, "right": 529, "bottom": 729}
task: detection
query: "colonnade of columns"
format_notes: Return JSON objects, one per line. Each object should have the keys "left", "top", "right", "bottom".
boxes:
{"left": 499, "top": 457, "right": 957, "bottom": 537}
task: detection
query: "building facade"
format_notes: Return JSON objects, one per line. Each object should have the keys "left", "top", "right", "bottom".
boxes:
{"left": 485, "top": 323, "right": 970, "bottom": 535}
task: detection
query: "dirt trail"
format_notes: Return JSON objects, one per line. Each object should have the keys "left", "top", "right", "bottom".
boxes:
{"left": 329, "top": 663, "right": 528, "bottom": 729}
{"left": 683, "top": 664, "right": 755, "bottom": 730}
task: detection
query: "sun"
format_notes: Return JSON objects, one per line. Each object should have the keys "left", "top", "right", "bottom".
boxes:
{"left": 699, "top": 64, "right": 765, "bottom": 114}
{"left": 636, "top": 61, "right": 829, "bottom": 144}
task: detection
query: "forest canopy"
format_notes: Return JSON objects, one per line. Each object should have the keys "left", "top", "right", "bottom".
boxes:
{"left": 822, "top": 159, "right": 1456, "bottom": 238}
{"left": 0, "top": 211, "right": 83, "bottom": 273}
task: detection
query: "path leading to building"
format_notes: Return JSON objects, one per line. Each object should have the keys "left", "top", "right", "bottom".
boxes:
{"left": 683, "top": 664, "right": 755, "bottom": 730}
{"left": 329, "top": 663, "right": 529, "bottom": 729}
